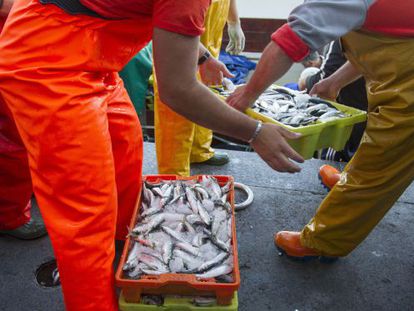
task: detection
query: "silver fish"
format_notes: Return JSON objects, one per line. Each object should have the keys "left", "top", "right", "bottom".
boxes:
{"left": 161, "top": 226, "right": 187, "bottom": 243}
{"left": 176, "top": 242, "right": 200, "bottom": 257}
{"left": 138, "top": 253, "right": 168, "bottom": 272}
{"left": 197, "top": 252, "right": 229, "bottom": 273}
{"left": 161, "top": 240, "right": 173, "bottom": 264}
{"left": 169, "top": 256, "right": 185, "bottom": 273}
{"left": 152, "top": 187, "right": 164, "bottom": 197}
{"left": 185, "top": 187, "right": 199, "bottom": 214}
{"left": 143, "top": 184, "right": 155, "bottom": 205}
{"left": 197, "top": 200, "right": 211, "bottom": 225}
{"left": 196, "top": 264, "right": 233, "bottom": 279}
{"left": 127, "top": 176, "right": 235, "bottom": 279}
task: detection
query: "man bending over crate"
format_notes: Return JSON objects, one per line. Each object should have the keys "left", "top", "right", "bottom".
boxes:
{"left": 228, "top": 0, "right": 414, "bottom": 260}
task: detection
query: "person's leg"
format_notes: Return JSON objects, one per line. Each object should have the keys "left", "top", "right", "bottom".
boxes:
{"left": 299, "top": 33, "right": 414, "bottom": 257}
{"left": 106, "top": 74, "right": 143, "bottom": 240}
{"left": 301, "top": 104, "right": 414, "bottom": 256}
{"left": 0, "top": 0, "right": 148, "bottom": 308}
{"left": 0, "top": 96, "right": 47, "bottom": 239}
{"left": 190, "top": 0, "right": 231, "bottom": 166}
{"left": 189, "top": 125, "right": 215, "bottom": 163}
{"left": 154, "top": 75, "right": 195, "bottom": 177}
{"left": 2, "top": 73, "right": 120, "bottom": 310}
{"left": 0, "top": 96, "right": 32, "bottom": 230}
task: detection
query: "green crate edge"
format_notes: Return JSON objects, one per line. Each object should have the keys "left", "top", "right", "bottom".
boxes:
{"left": 119, "top": 291, "right": 238, "bottom": 311}
{"left": 246, "top": 100, "right": 367, "bottom": 159}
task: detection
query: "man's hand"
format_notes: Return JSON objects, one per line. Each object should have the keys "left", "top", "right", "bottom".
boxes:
{"left": 309, "top": 77, "right": 339, "bottom": 100}
{"left": 226, "top": 85, "right": 256, "bottom": 111}
{"left": 310, "top": 61, "right": 362, "bottom": 100}
{"left": 226, "top": 20, "right": 245, "bottom": 55}
{"left": 199, "top": 57, "right": 234, "bottom": 86}
{"left": 251, "top": 123, "right": 304, "bottom": 173}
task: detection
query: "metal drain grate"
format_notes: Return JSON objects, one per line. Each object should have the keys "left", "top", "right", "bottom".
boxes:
{"left": 36, "top": 259, "right": 60, "bottom": 287}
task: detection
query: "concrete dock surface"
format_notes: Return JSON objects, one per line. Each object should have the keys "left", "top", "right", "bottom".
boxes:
{"left": 1, "top": 142, "right": 413, "bottom": 311}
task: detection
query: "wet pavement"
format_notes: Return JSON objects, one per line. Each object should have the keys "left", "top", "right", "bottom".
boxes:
{"left": 1, "top": 142, "right": 413, "bottom": 311}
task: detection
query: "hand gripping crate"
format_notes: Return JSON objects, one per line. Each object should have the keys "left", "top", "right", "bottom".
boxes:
{"left": 115, "top": 175, "right": 240, "bottom": 306}
{"left": 215, "top": 85, "right": 367, "bottom": 160}
{"left": 246, "top": 100, "right": 367, "bottom": 160}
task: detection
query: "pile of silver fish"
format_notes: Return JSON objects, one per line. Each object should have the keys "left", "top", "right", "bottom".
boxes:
{"left": 221, "top": 85, "right": 347, "bottom": 127}
{"left": 253, "top": 86, "right": 347, "bottom": 127}
{"left": 123, "top": 176, "right": 234, "bottom": 282}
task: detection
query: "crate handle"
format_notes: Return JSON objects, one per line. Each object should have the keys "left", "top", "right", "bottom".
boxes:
{"left": 155, "top": 273, "right": 197, "bottom": 284}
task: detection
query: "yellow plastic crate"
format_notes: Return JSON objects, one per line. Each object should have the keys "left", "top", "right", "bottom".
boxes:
{"left": 214, "top": 85, "right": 367, "bottom": 159}
{"left": 246, "top": 100, "right": 367, "bottom": 159}
{"left": 119, "top": 291, "right": 238, "bottom": 311}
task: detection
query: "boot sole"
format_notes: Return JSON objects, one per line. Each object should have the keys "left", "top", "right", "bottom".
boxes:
{"left": 276, "top": 246, "right": 338, "bottom": 263}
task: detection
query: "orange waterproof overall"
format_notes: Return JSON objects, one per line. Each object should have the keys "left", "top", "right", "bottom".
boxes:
{"left": 0, "top": 0, "right": 150, "bottom": 309}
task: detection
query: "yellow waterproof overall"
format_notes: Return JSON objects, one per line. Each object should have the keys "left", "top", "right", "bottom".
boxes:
{"left": 154, "top": 0, "right": 230, "bottom": 176}
{"left": 301, "top": 31, "right": 414, "bottom": 256}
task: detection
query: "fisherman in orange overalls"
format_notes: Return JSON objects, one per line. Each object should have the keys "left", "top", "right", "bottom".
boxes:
{"left": 0, "top": 0, "right": 303, "bottom": 309}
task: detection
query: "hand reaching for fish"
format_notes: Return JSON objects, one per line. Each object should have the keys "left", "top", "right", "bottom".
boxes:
{"left": 309, "top": 77, "right": 340, "bottom": 101}
{"left": 251, "top": 123, "right": 304, "bottom": 173}
{"left": 199, "top": 57, "right": 234, "bottom": 86}
{"left": 226, "top": 85, "right": 256, "bottom": 111}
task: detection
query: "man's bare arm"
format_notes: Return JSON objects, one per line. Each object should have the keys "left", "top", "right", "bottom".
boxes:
{"left": 153, "top": 28, "right": 304, "bottom": 173}
{"left": 227, "top": 41, "right": 293, "bottom": 111}
{"left": 153, "top": 28, "right": 257, "bottom": 142}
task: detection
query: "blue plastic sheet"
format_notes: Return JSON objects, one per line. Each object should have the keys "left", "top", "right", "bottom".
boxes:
{"left": 283, "top": 82, "right": 300, "bottom": 91}
{"left": 219, "top": 51, "right": 256, "bottom": 85}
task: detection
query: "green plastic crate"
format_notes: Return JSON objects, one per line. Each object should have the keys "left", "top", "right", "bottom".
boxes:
{"left": 246, "top": 100, "right": 367, "bottom": 159}
{"left": 119, "top": 292, "right": 238, "bottom": 311}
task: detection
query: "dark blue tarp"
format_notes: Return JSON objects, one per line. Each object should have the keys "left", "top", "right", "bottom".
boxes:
{"left": 219, "top": 51, "right": 256, "bottom": 85}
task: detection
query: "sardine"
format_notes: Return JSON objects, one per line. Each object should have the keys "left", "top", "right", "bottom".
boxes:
{"left": 185, "top": 187, "right": 199, "bottom": 214}
{"left": 196, "top": 264, "right": 233, "bottom": 279}
{"left": 176, "top": 242, "right": 200, "bottom": 257}
{"left": 151, "top": 187, "right": 164, "bottom": 197}
{"left": 197, "top": 252, "right": 229, "bottom": 273}
{"left": 127, "top": 176, "right": 235, "bottom": 279}
{"left": 197, "top": 200, "right": 211, "bottom": 225}
{"left": 161, "top": 226, "right": 187, "bottom": 243}
{"left": 169, "top": 256, "right": 185, "bottom": 273}
{"left": 161, "top": 240, "right": 173, "bottom": 264}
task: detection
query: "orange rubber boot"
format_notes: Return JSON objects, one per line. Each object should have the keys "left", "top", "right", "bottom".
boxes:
{"left": 274, "top": 231, "right": 338, "bottom": 262}
{"left": 318, "top": 165, "right": 341, "bottom": 190}
{"left": 274, "top": 231, "right": 319, "bottom": 257}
